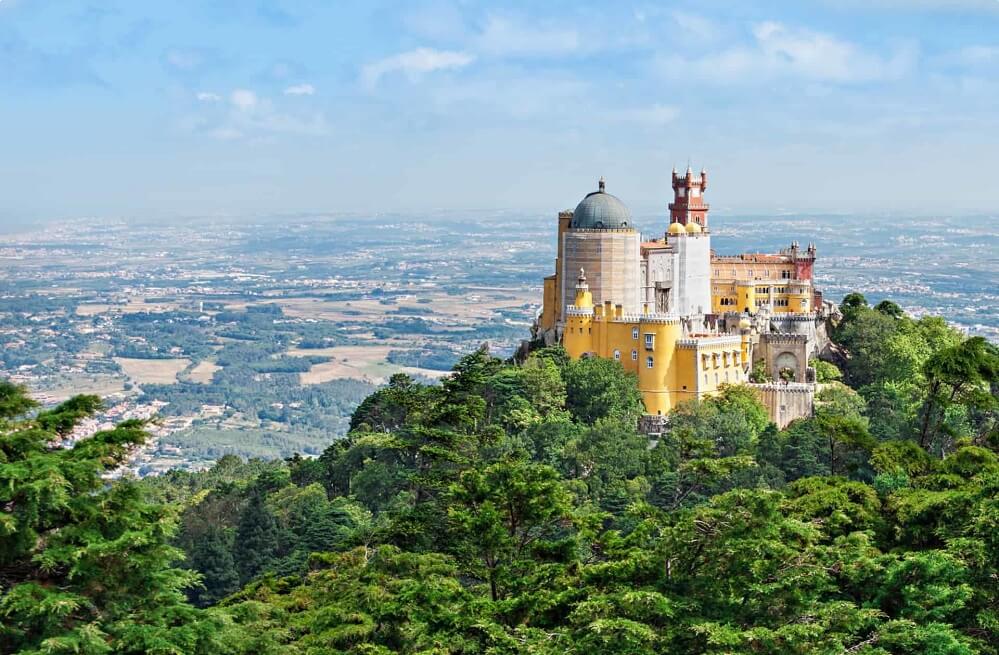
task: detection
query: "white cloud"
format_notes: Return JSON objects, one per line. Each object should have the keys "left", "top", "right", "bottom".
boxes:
{"left": 283, "top": 83, "right": 315, "bottom": 96}
{"left": 428, "top": 74, "right": 588, "bottom": 120}
{"left": 362, "top": 48, "right": 475, "bottom": 88}
{"left": 658, "top": 21, "right": 915, "bottom": 84}
{"left": 474, "top": 15, "right": 580, "bottom": 57}
{"left": 185, "top": 88, "right": 328, "bottom": 140}
{"left": 942, "top": 45, "right": 999, "bottom": 66}
{"left": 671, "top": 11, "right": 718, "bottom": 42}
{"left": 611, "top": 104, "right": 680, "bottom": 126}
{"left": 830, "top": 0, "right": 999, "bottom": 11}
{"left": 230, "top": 89, "right": 258, "bottom": 110}
{"left": 209, "top": 127, "right": 243, "bottom": 140}
{"left": 165, "top": 49, "right": 202, "bottom": 71}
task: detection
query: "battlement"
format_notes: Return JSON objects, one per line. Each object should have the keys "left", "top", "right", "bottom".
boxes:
{"left": 768, "top": 312, "right": 818, "bottom": 321}
{"left": 676, "top": 335, "right": 742, "bottom": 349}
{"left": 672, "top": 168, "right": 708, "bottom": 189}
{"left": 761, "top": 333, "right": 809, "bottom": 345}
{"left": 565, "top": 307, "right": 594, "bottom": 317}
{"left": 632, "top": 315, "right": 683, "bottom": 326}
{"left": 779, "top": 241, "right": 817, "bottom": 259}
{"left": 748, "top": 382, "right": 815, "bottom": 394}
{"left": 668, "top": 200, "right": 709, "bottom": 209}
{"left": 567, "top": 227, "right": 638, "bottom": 234}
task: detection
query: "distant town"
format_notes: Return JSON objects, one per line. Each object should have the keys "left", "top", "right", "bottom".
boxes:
{"left": 2, "top": 211, "right": 996, "bottom": 475}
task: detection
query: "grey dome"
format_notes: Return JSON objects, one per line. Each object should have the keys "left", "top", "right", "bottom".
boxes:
{"left": 571, "top": 180, "right": 631, "bottom": 229}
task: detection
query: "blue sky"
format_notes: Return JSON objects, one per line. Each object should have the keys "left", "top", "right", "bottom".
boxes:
{"left": 2, "top": 0, "right": 998, "bottom": 220}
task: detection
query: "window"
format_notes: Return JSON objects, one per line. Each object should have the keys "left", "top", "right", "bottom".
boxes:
{"left": 644, "top": 333, "right": 655, "bottom": 350}
{"left": 646, "top": 356, "right": 654, "bottom": 369}
{"left": 632, "top": 327, "right": 639, "bottom": 339}
{"left": 613, "top": 349, "right": 621, "bottom": 360}
{"left": 631, "top": 349, "right": 638, "bottom": 361}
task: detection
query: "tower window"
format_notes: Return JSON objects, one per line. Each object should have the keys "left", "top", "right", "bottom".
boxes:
{"left": 632, "top": 327, "right": 639, "bottom": 339}
{"left": 644, "top": 333, "right": 655, "bottom": 350}
{"left": 631, "top": 350, "right": 638, "bottom": 361}
{"left": 646, "top": 356, "right": 654, "bottom": 369}
{"left": 613, "top": 349, "right": 621, "bottom": 360}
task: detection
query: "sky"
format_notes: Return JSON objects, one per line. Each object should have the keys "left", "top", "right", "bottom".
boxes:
{"left": 1, "top": 0, "right": 999, "bottom": 221}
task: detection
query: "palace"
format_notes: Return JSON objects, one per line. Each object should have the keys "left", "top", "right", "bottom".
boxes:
{"left": 535, "top": 168, "right": 829, "bottom": 429}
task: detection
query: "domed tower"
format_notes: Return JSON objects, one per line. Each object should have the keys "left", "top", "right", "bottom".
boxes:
{"left": 560, "top": 178, "right": 641, "bottom": 320}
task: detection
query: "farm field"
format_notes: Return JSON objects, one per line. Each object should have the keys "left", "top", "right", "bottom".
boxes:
{"left": 115, "top": 357, "right": 190, "bottom": 385}
{"left": 290, "top": 345, "right": 448, "bottom": 384}
{"left": 187, "top": 360, "right": 221, "bottom": 383}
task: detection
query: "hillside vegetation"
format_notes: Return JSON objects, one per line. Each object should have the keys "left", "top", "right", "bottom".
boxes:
{"left": 1, "top": 293, "right": 997, "bottom": 654}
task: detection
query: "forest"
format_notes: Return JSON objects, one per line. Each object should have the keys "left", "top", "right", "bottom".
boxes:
{"left": 1, "top": 292, "right": 997, "bottom": 654}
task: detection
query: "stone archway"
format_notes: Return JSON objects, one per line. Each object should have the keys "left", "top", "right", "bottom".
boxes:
{"left": 775, "top": 351, "right": 800, "bottom": 382}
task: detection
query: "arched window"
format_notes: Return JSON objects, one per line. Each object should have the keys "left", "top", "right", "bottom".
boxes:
{"left": 613, "top": 349, "right": 621, "bottom": 360}
{"left": 646, "top": 356, "right": 654, "bottom": 369}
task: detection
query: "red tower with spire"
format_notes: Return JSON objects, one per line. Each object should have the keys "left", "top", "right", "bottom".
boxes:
{"left": 668, "top": 166, "right": 709, "bottom": 227}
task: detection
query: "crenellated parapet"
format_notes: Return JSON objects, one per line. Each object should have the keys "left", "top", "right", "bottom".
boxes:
{"left": 762, "top": 333, "right": 809, "bottom": 345}
{"left": 676, "top": 335, "right": 742, "bottom": 349}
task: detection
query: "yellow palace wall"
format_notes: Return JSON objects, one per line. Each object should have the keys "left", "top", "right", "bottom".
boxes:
{"left": 564, "top": 298, "right": 745, "bottom": 415}
{"left": 711, "top": 281, "right": 811, "bottom": 314}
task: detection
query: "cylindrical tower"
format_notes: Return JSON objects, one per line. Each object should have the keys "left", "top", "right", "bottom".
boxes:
{"left": 636, "top": 316, "right": 683, "bottom": 416}
{"left": 563, "top": 269, "right": 595, "bottom": 359}
{"left": 561, "top": 179, "right": 641, "bottom": 318}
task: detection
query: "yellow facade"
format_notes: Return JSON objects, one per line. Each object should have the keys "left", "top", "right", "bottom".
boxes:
{"left": 540, "top": 275, "right": 557, "bottom": 332}
{"left": 711, "top": 281, "right": 811, "bottom": 315}
{"left": 564, "top": 282, "right": 744, "bottom": 415}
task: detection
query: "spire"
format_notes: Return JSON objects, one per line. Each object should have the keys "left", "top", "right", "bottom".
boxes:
{"left": 598, "top": 176, "right": 606, "bottom": 193}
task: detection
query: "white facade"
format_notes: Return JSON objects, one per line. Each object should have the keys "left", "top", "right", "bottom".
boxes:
{"left": 642, "top": 232, "right": 713, "bottom": 319}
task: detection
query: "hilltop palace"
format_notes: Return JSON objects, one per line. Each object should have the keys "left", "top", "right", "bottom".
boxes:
{"left": 533, "top": 169, "right": 833, "bottom": 431}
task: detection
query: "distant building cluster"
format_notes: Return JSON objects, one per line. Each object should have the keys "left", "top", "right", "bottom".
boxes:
{"left": 535, "top": 168, "right": 833, "bottom": 430}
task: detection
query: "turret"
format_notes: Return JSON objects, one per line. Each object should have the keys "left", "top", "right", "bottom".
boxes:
{"left": 668, "top": 165, "right": 710, "bottom": 228}
{"left": 563, "top": 268, "right": 595, "bottom": 359}
{"left": 573, "top": 268, "right": 593, "bottom": 309}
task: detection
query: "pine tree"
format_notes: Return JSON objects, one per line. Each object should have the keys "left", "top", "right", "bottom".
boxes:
{"left": 0, "top": 381, "right": 227, "bottom": 653}
{"left": 234, "top": 491, "right": 280, "bottom": 584}
{"left": 190, "top": 526, "right": 240, "bottom": 607}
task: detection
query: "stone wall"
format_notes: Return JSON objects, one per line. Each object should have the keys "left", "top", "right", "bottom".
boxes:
{"left": 561, "top": 229, "right": 641, "bottom": 317}
{"left": 749, "top": 382, "right": 815, "bottom": 429}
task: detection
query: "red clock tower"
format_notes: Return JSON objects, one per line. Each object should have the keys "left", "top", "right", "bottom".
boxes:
{"left": 668, "top": 166, "right": 709, "bottom": 227}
